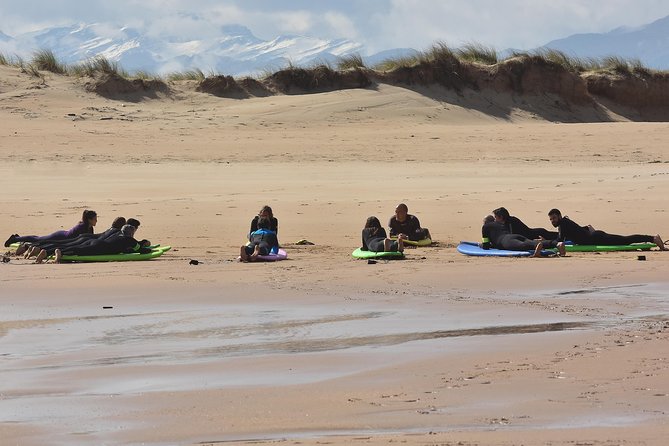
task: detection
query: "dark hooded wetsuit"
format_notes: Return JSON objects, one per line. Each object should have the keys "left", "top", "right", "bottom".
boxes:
{"left": 483, "top": 221, "right": 558, "bottom": 251}
{"left": 362, "top": 227, "right": 397, "bottom": 252}
{"left": 505, "top": 216, "right": 558, "bottom": 240}
{"left": 556, "top": 217, "right": 654, "bottom": 245}
{"left": 250, "top": 216, "right": 278, "bottom": 235}
{"left": 60, "top": 234, "right": 148, "bottom": 256}
{"left": 388, "top": 215, "right": 429, "bottom": 241}
{"left": 245, "top": 229, "right": 279, "bottom": 256}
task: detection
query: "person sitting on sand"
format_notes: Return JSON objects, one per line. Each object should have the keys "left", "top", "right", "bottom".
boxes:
{"left": 548, "top": 208, "right": 665, "bottom": 249}
{"left": 482, "top": 215, "right": 565, "bottom": 257}
{"left": 363, "top": 216, "right": 405, "bottom": 253}
{"left": 20, "top": 217, "right": 127, "bottom": 258}
{"left": 35, "top": 224, "right": 151, "bottom": 264}
{"left": 493, "top": 207, "right": 558, "bottom": 240}
{"left": 388, "top": 203, "right": 430, "bottom": 242}
{"left": 5, "top": 210, "right": 98, "bottom": 247}
{"left": 240, "top": 217, "right": 279, "bottom": 262}
{"left": 250, "top": 205, "right": 278, "bottom": 235}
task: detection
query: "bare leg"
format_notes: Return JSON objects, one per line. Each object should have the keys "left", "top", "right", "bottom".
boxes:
{"left": 249, "top": 246, "right": 261, "bottom": 262}
{"left": 15, "top": 243, "right": 30, "bottom": 256}
{"left": 239, "top": 245, "right": 248, "bottom": 262}
{"left": 34, "top": 249, "right": 48, "bottom": 264}
{"left": 54, "top": 249, "right": 62, "bottom": 264}
{"left": 398, "top": 234, "right": 405, "bottom": 252}
{"left": 532, "top": 243, "right": 543, "bottom": 258}
{"left": 557, "top": 242, "right": 566, "bottom": 257}
{"left": 25, "top": 246, "right": 40, "bottom": 259}
{"left": 653, "top": 235, "right": 666, "bottom": 251}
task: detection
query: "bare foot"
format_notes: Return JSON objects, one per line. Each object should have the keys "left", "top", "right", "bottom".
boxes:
{"left": 532, "top": 243, "right": 543, "bottom": 258}
{"left": 653, "top": 235, "right": 666, "bottom": 251}
{"left": 25, "top": 246, "right": 40, "bottom": 259}
{"left": 383, "top": 238, "right": 392, "bottom": 252}
{"left": 398, "top": 235, "right": 405, "bottom": 253}
{"left": 54, "top": 249, "right": 62, "bottom": 264}
{"left": 249, "top": 246, "right": 260, "bottom": 262}
{"left": 34, "top": 249, "right": 48, "bottom": 264}
{"left": 15, "top": 243, "right": 30, "bottom": 256}
{"left": 557, "top": 242, "right": 566, "bottom": 257}
{"left": 239, "top": 246, "right": 249, "bottom": 262}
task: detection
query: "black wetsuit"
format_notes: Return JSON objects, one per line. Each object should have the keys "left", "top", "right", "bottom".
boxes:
{"left": 245, "top": 229, "right": 279, "bottom": 256}
{"left": 483, "top": 221, "right": 558, "bottom": 251}
{"left": 60, "top": 234, "right": 147, "bottom": 256}
{"left": 362, "top": 227, "right": 397, "bottom": 252}
{"left": 388, "top": 215, "right": 429, "bottom": 241}
{"left": 555, "top": 217, "right": 654, "bottom": 245}
{"left": 505, "top": 216, "right": 558, "bottom": 240}
{"left": 32, "top": 227, "right": 121, "bottom": 255}
{"left": 250, "top": 216, "right": 278, "bottom": 235}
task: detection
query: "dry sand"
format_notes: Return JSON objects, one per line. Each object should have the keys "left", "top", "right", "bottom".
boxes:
{"left": 1, "top": 65, "right": 668, "bottom": 445}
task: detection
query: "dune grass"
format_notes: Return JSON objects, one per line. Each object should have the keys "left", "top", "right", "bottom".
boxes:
{"left": 336, "top": 53, "right": 365, "bottom": 70}
{"left": 69, "top": 56, "right": 128, "bottom": 77}
{"left": 167, "top": 68, "right": 207, "bottom": 81}
{"left": 31, "top": 49, "right": 67, "bottom": 74}
{"left": 0, "top": 53, "right": 8, "bottom": 65}
{"left": 456, "top": 43, "right": 498, "bottom": 65}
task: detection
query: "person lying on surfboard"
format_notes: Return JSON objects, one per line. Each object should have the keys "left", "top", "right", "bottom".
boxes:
{"left": 241, "top": 217, "right": 279, "bottom": 262}
{"left": 493, "top": 207, "right": 557, "bottom": 240}
{"left": 34, "top": 224, "right": 151, "bottom": 264}
{"left": 5, "top": 210, "right": 98, "bottom": 248}
{"left": 388, "top": 203, "right": 431, "bottom": 242}
{"left": 20, "top": 217, "right": 127, "bottom": 259}
{"left": 482, "top": 215, "right": 566, "bottom": 257}
{"left": 363, "top": 216, "right": 405, "bottom": 253}
{"left": 548, "top": 208, "right": 665, "bottom": 249}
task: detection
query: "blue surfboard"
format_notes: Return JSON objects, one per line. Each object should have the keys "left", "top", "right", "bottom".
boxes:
{"left": 457, "top": 241, "right": 555, "bottom": 257}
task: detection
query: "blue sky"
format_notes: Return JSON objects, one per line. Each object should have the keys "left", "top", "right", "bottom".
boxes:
{"left": 2, "top": 0, "right": 669, "bottom": 53}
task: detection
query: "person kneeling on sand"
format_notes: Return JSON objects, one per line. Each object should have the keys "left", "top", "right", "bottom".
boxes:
{"left": 388, "top": 203, "right": 430, "bottom": 242}
{"left": 240, "top": 217, "right": 279, "bottom": 262}
{"left": 35, "top": 224, "right": 151, "bottom": 263}
{"left": 362, "top": 216, "right": 405, "bottom": 253}
{"left": 548, "top": 208, "right": 665, "bottom": 249}
{"left": 482, "top": 215, "right": 565, "bottom": 257}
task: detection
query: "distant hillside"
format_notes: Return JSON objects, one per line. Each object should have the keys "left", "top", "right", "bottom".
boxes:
{"left": 543, "top": 14, "right": 669, "bottom": 69}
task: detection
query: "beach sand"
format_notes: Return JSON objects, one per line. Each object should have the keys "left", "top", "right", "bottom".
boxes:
{"left": 1, "top": 65, "right": 668, "bottom": 445}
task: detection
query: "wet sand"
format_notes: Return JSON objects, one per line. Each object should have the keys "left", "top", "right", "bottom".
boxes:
{"left": 1, "top": 66, "right": 669, "bottom": 445}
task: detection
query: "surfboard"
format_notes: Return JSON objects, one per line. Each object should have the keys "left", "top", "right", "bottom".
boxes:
{"left": 352, "top": 248, "right": 405, "bottom": 259}
{"left": 58, "top": 246, "right": 171, "bottom": 262}
{"left": 255, "top": 248, "right": 287, "bottom": 261}
{"left": 457, "top": 241, "right": 554, "bottom": 257}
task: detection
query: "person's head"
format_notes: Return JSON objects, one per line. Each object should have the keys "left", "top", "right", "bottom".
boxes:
{"left": 111, "top": 217, "right": 126, "bottom": 229}
{"left": 394, "top": 203, "right": 408, "bottom": 222}
{"left": 365, "top": 216, "right": 382, "bottom": 229}
{"left": 493, "top": 207, "right": 510, "bottom": 223}
{"left": 548, "top": 208, "right": 562, "bottom": 227}
{"left": 126, "top": 218, "right": 140, "bottom": 229}
{"left": 258, "top": 205, "right": 273, "bottom": 219}
{"left": 483, "top": 214, "right": 495, "bottom": 224}
{"left": 121, "top": 224, "right": 136, "bottom": 237}
{"left": 257, "top": 217, "right": 271, "bottom": 230}
{"left": 82, "top": 210, "right": 98, "bottom": 227}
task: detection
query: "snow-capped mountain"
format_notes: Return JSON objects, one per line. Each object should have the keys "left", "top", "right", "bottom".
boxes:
{"left": 542, "top": 14, "right": 669, "bottom": 69}
{"left": 0, "top": 22, "right": 372, "bottom": 76}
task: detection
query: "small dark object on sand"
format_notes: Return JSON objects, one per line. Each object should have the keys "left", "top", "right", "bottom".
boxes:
{"left": 2, "top": 256, "right": 10, "bottom": 263}
{"left": 637, "top": 255, "right": 646, "bottom": 261}
{"left": 189, "top": 259, "right": 200, "bottom": 265}
{"left": 103, "top": 306, "right": 113, "bottom": 309}
{"left": 367, "top": 259, "right": 377, "bottom": 264}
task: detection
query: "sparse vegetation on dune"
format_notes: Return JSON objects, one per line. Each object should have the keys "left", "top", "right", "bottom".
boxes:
{"left": 167, "top": 68, "right": 207, "bottom": 82}
{"left": 456, "top": 43, "right": 498, "bottom": 65}
{"left": 31, "top": 49, "right": 67, "bottom": 74}
{"left": 69, "top": 56, "right": 127, "bottom": 77}
{"left": 336, "top": 53, "right": 365, "bottom": 70}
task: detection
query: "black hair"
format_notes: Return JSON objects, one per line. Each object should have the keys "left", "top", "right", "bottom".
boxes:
{"left": 111, "top": 217, "right": 126, "bottom": 229}
{"left": 484, "top": 214, "right": 495, "bottom": 223}
{"left": 257, "top": 217, "right": 271, "bottom": 230}
{"left": 395, "top": 203, "right": 408, "bottom": 212}
{"left": 126, "top": 218, "right": 141, "bottom": 228}
{"left": 82, "top": 210, "right": 97, "bottom": 226}
{"left": 365, "top": 216, "right": 382, "bottom": 229}
{"left": 548, "top": 208, "right": 562, "bottom": 217}
{"left": 493, "top": 207, "right": 510, "bottom": 220}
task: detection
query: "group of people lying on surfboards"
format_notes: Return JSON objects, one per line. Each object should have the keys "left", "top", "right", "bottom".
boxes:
{"left": 4, "top": 210, "right": 151, "bottom": 263}
{"left": 361, "top": 203, "right": 432, "bottom": 254}
{"left": 480, "top": 207, "right": 666, "bottom": 258}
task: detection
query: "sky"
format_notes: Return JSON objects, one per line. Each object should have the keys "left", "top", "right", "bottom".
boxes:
{"left": 2, "top": 0, "right": 669, "bottom": 54}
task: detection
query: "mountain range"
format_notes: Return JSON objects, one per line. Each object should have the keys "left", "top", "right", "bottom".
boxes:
{"left": 1, "top": 14, "right": 668, "bottom": 76}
